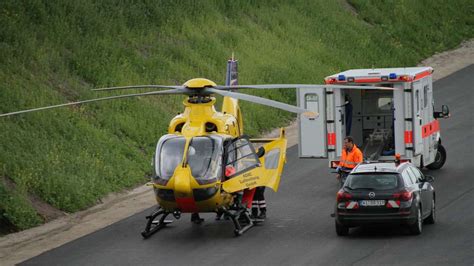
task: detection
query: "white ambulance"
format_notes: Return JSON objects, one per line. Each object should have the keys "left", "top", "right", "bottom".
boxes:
{"left": 297, "top": 67, "right": 450, "bottom": 169}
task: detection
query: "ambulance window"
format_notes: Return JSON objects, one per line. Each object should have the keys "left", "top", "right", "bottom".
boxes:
{"left": 305, "top": 94, "right": 319, "bottom": 113}
{"left": 423, "top": 85, "right": 429, "bottom": 108}
{"left": 415, "top": 90, "right": 420, "bottom": 112}
{"left": 378, "top": 97, "right": 392, "bottom": 111}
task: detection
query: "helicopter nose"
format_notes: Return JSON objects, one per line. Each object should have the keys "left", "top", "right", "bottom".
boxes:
{"left": 173, "top": 166, "right": 193, "bottom": 197}
{"left": 172, "top": 166, "right": 199, "bottom": 213}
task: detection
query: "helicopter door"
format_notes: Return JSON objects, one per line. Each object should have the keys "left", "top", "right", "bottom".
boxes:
{"left": 223, "top": 136, "right": 287, "bottom": 193}
{"left": 297, "top": 88, "right": 327, "bottom": 158}
{"left": 223, "top": 136, "right": 260, "bottom": 176}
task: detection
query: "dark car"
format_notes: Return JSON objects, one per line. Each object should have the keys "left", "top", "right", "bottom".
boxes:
{"left": 334, "top": 162, "right": 435, "bottom": 236}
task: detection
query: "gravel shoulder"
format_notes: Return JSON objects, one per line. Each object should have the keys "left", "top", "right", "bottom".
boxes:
{"left": 1, "top": 39, "right": 472, "bottom": 266}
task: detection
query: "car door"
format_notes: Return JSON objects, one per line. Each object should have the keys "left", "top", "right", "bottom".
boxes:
{"left": 410, "top": 166, "right": 431, "bottom": 217}
{"left": 406, "top": 167, "right": 422, "bottom": 211}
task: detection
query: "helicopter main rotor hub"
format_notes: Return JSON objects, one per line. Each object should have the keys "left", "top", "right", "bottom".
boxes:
{"left": 183, "top": 78, "right": 217, "bottom": 89}
{"left": 187, "top": 95, "right": 213, "bottom": 104}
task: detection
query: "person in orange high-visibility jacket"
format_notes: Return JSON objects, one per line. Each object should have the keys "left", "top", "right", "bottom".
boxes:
{"left": 337, "top": 136, "right": 363, "bottom": 179}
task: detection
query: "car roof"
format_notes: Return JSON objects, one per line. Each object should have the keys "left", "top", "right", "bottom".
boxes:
{"left": 351, "top": 162, "right": 409, "bottom": 174}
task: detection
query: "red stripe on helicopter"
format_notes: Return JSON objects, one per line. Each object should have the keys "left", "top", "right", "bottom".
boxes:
{"left": 175, "top": 197, "right": 199, "bottom": 213}
{"left": 327, "top": 133, "right": 336, "bottom": 146}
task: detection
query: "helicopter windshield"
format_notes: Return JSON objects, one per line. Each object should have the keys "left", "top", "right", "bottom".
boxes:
{"left": 155, "top": 135, "right": 186, "bottom": 181}
{"left": 154, "top": 135, "right": 223, "bottom": 184}
{"left": 187, "top": 136, "right": 223, "bottom": 184}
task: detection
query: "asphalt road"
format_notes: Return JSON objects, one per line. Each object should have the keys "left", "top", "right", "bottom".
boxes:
{"left": 22, "top": 65, "right": 474, "bottom": 266}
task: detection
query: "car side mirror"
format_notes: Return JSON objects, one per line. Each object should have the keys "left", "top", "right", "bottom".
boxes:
{"left": 425, "top": 175, "right": 435, "bottom": 183}
{"left": 256, "top": 146, "right": 265, "bottom": 158}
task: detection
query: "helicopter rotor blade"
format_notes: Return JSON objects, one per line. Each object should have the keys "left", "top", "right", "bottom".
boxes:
{"left": 92, "top": 85, "right": 184, "bottom": 91}
{"left": 206, "top": 88, "right": 318, "bottom": 119}
{"left": 0, "top": 88, "right": 185, "bottom": 118}
{"left": 214, "top": 84, "right": 394, "bottom": 91}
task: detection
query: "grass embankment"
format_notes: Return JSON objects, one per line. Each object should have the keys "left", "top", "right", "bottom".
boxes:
{"left": 0, "top": 0, "right": 472, "bottom": 232}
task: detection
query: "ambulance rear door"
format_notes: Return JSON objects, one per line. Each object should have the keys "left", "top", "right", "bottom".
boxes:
{"left": 297, "top": 87, "right": 328, "bottom": 158}
{"left": 412, "top": 80, "right": 424, "bottom": 155}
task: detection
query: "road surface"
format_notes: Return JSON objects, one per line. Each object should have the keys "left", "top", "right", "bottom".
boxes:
{"left": 22, "top": 65, "right": 474, "bottom": 266}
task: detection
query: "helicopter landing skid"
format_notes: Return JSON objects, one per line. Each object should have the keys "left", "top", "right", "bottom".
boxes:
{"left": 222, "top": 207, "right": 254, "bottom": 237}
{"left": 141, "top": 208, "right": 173, "bottom": 239}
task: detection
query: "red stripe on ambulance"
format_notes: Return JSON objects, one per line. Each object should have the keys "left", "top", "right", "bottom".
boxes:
{"left": 327, "top": 132, "right": 336, "bottom": 145}
{"left": 404, "top": 131, "right": 413, "bottom": 144}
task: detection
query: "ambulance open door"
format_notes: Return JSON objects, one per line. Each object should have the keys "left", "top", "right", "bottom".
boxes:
{"left": 412, "top": 81, "right": 424, "bottom": 155}
{"left": 297, "top": 88, "right": 327, "bottom": 158}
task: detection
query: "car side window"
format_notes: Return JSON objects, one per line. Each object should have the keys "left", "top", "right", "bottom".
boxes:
{"left": 411, "top": 167, "right": 424, "bottom": 182}
{"left": 401, "top": 170, "right": 412, "bottom": 186}
{"left": 406, "top": 167, "right": 418, "bottom": 184}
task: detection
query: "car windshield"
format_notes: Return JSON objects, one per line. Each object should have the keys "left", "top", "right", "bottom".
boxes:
{"left": 346, "top": 173, "right": 399, "bottom": 190}
{"left": 187, "top": 136, "right": 223, "bottom": 181}
{"left": 156, "top": 136, "right": 186, "bottom": 180}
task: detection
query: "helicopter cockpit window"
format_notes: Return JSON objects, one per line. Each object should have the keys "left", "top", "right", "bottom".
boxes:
{"left": 155, "top": 135, "right": 186, "bottom": 182}
{"left": 264, "top": 148, "right": 280, "bottom": 169}
{"left": 187, "top": 136, "right": 223, "bottom": 184}
{"left": 225, "top": 137, "right": 260, "bottom": 178}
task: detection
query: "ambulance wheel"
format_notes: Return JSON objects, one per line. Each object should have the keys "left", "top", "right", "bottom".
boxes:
{"left": 427, "top": 144, "right": 446, "bottom": 170}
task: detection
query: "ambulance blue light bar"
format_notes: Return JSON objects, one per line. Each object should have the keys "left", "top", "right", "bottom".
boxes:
{"left": 338, "top": 75, "right": 346, "bottom": 81}
{"left": 389, "top": 73, "right": 397, "bottom": 79}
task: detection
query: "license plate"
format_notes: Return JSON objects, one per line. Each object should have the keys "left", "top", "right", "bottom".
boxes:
{"left": 359, "top": 200, "right": 385, "bottom": 207}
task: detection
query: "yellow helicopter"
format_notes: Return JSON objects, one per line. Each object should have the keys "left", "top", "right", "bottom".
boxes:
{"left": 0, "top": 57, "right": 384, "bottom": 237}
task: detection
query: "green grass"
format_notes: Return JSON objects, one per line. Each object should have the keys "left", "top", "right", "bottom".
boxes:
{"left": 0, "top": 0, "right": 472, "bottom": 231}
